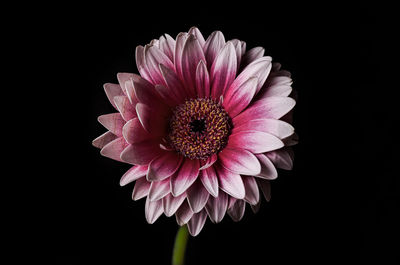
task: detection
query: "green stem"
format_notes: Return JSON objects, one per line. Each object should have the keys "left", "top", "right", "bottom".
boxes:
{"left": 172, "top": 225, "right": 189, "bottom": 265}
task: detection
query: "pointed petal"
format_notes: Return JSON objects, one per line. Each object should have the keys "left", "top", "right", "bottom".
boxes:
{"left": 97, "top": 113, "right": 125, "bottom": 136}
{"left": 255, "top": 154, "right": 278, "bottom": 179}
{"left": 215, "top": 164, "right": 245, "bottom": 199}
{"left": 266, "top": 148, "right": 294, "bottom": 170}
{"left": 228, "top": 130, "right": 284, "bottom": 154}
{"left": 103, "top": 83, "right": 124, "bottom": 109}
{"left": 136, "top": 46, "right": 153, "bottom": 83}
{"left": 120, "top": 165, "right": 148, "bottom": 186}
{"left": 230, "top": 39, "right": 243, "bottom": 71}
{"left": 187, "top": 210, "right": 207, "bottom": 236}
{"left": 187, "top": 179, "right": 210, "bottom": 213}
{"left": 148, "top": 178, "right": 171, "bottom": 201}
{"left": 123, "top": 78, "right": 139, "bottom": 104}
{"left": 159, "top": 34, "right": 175, "bottom": 61}
{"left": 100, "top": 137, "right": 127, "bottom": 162}
{"left": 122, "top": 118, "right": 154, "bottom": 145}
{"left": 242, "top": 176, "right": 260, "bottom": 205}
{"left": 114, "top": 96, "right": 136, "bottom": 121}
{"left": 132, "top": 177, "right": 150, "bottom": 200}
{"left": 92, "top": 131, "right": 117, "bottom": 149}
{"left": 241, "top": 47, "right": 265, "bottom": 68}
{"left": 232, "top": 119, "right": 294, "bottom": 140}
{"left": 205, "top": 191, "right": 228, "bottom": 223}
{"left": 251, "top": 200, "right": 261, "bottom": 213}
{"left": 227, "top": 199, "right": 246, "bottom": 222}
{"left": 144, "top": 45, "right": 174, "bottom": 85}
{"left": 131, "top": 74, "right": 164, "bottom": 106}
{"left": 195, "top": 60, "right": 210, "bottom": 98}
{"left": 257, "top": 179, "right": 271, "bottom": 202}
{"left": 199, "top": 166, "right": 219, "bottom": 197}
{"left": 171, "top": 159, "right": 200, "bottom": 196}
{"left": 199, "top": 154, "right": 217, "bottom": 170}
{"left": 116, "top": 73, "right": 134, "bottom": 95}
{"left": 223, "top": 76, "right": 258, "bottom": 118}
{"left": 145, "top": 196, "right": 164, "bottom": 224}
{"left": 158, "top": 64, "right": 187, "bottom": 105}
{"left": 203, "top": 31, "right": 225, "bottom": 69}
{"left": 120, "top": 140, "right": 163, "bottom": 165}
{"left": 174, "top": 32, "right": 189, "bottom": 81}
{"left": 135, "top": 103, "right": 168, "bottom": 136}
{"left": 218, "top": 147, "right": 261, "bottom": 175}
{"left": 163, "top": 193, "right": 186, "bottom": 217}
{"left": 147, "top": 152, "right": 182, "bottom": 181}
{"left": 188, "top": 27, "right": 206, "bottom": 47}
{"left": 175, "top": 201, "right": 193, "bottom": 225}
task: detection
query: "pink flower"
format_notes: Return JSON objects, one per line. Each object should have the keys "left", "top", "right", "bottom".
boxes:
{"left": 93, "top": 27, "right": 297, "bottom": 236}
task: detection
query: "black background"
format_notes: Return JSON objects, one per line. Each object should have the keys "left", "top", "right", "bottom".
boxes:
{"left": 16, "top": 1, "right": 397, "bottom": 265}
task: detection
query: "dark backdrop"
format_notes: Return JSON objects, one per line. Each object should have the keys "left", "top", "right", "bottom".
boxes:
{"left": 23, "top": 2, "right": 397, "bottom": 265}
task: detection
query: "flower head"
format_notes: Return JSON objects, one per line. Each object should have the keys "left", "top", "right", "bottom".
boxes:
{"left": 93, "top": 27, "right": 297, "bottom": 236}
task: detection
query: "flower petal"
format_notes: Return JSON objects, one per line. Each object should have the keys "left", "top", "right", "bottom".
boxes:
{"left": 132, "top": 177, "right": 150, "bottom": 200}
{"left": 117, "top": 73, "right": 135, "bottom": 95}
{"left": 144, "top": 45, "right": 174, "bottom": 85}
{"left": 228, "top": 131, "right": 284, "bottom": 154}
{"left": 92, "top": 131, "right": 117, "bottom": 149}
{"left": 241, "top": 47, "right": 265, "bottom": 69}
{"left": 100, "top": 137, "right": 128, "bottom": 162}
{"left": 145, "top": 196, "right": 164, "bottom": 224}
{"left": 187, "top": 210, "right": 207, "bottom": 236}
{"left": 147, "top": 152, "right": 182, "bottom": 181}
{"left": 171, "top": 159, "right": 200, "bottom": 196}
{"left": 120, "top": 140, "right": 163, "bottom": 165}
{"left": 113, "top": 96, "right": 136, "bottom": 121}
{"left": 148, "top": 178, "right": 171, "bottom": 201}
{"left": 158, "top": 64, "right": 187, "bottom": 105}
{"left": 210, "top": 42, "right": 237, "bottom": 99}
{"left": 205, "top": 191, "right": 228, "bottom": 223}
{"left": 266, "top": 148, "right": 294, "bottom": 170}
{"left": 135, "top": 103, "right": 168, "bottom": 136}
{"left": 232, "top": 119, "right": 294, "bottom": 140}
{"left": 136, "top": 46, "right": 153, "bottom": 83}
{"left": 103, "top": 83, "right": 124, "bottom": 109}
{"left": 174, "top": 32, "right": 189, "bottom": 81}
{"left": 242, "top": 176, "right": 260, "bottom": 205}
{"left": 218, "top": 147, "right": 261, "bottom": 175}
{"left": 162, "top": 193, "right": 186, "bottom": 217}
{"left": 223, "top": 76, "right": 258, "bottom": 118}
{"left": 159, "top": 33, "right": 175, "bottom": 61}
{"left": 195, "top": 60, "right": 210, "bottom": 98}
{"left": 131, "top": 74, "right": 164, "bottom": 106}
{"left": 188, "top": 27, "right": 206, "bottom": 47}
{"left": 122, "top": 118, "right": 154, "bottom": 145}
{"left": 257, "top": 179, "right": 271, "bottom": 202}
{"left": 251, "top": 200, "right": 261, "bottom": 213}
{"left": 199, "top": 153, "right": 217, "bottom": 170}
{"left": 175, "top": 201, "right": 193, "bottom": 225}
{"left": 187, "top": 179, "right": 210, "bottom": 213}
{"left": 97, "top": 113, "right": 125, "bottom": 136}
{"left": 120, "top": 165, "right": 148, "bottom": 186}
{"left": 227, "top": 199, "right": 246, "bottom": 222}
{"left": 215, "top": 164, "right": 245, "bottom": 199}
{"left": 199, "top": 166, "right": 219, "bottom": 197}
{"left": 230, "top": 39, "right": 243, "bottom": 71}
{"left": 203, "top": 31, "right": 225, "bottom": 69}
{"left": 255, "top": 154, "right": 278, "bottom": 179}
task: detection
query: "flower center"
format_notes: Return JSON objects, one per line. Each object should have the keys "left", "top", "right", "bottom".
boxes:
{"left": 168, "top": 98, "right": 231, "bottom": 160}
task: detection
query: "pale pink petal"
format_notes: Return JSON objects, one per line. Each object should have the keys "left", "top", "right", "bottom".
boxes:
{"left": 259, "top": 83, "right": 292, "bottom": 98}
{"left": 232, "top": 119, "right": 294, "bottom": 140}
{"left": 187, "top": 210, "right": 207, "bottom": 236}
{"left": 136, "top": 46, "right": 153, "bottom": 83}
{"left": 233, "top": 97, "right": 296, "bottom": 126}
{"left": 120, "top": 140, "right": 163, "bottom": 165}
{"left": 266, "top": 148, "right": 294, "bottom": 170}
{"left": 175, "top": 201, "right": 193, "bottom": 225}
{"left": 123, "top": 78, "right": 139, "bottom": 104}
{"left": 255, "top": 154, "right": 278, "bottom": 180}
{"left": 240, "top": 41, "right": 247, "bottom": 56}
{"left": 242, "top": 176, "right": 260, "bottom": 205}
{"left": 199, "top": 167, "right": 219, "bottom": 197}
{"left": 203, "top": 31, "right": 225, "bottom": 69}
{"left": 227, "top": 199, "right": 246, "bottom": 222}
{"left": 92, "top": 131, "right": 117, "bottom": 149}
{"left": 251, "top": 200, "right": 261, "bottom": 213}
{"left": 135, "top": 103, "right": 168, "bottom": 136}
{"left": 199, "top": 154, "right": 217, "bottom": 170}
{"left": 148, "top": 178, "right": 171, "bottom": 201}
{"left": 122, "top": 118, "right": 155, "bottom": 145}
{"left": 223, "top": 76, "right": 258, "bottom": 118}
{"left": 187, "top": 179, "right": 210, "bottom": 213}
{"left": 228, "top": 131, "right": 284, "bottom": 153}
{"left": 103, "top": 83, "right": 124, "bottom": 109}
{"left": 117, "top": 73, "right": 134, "bottom": 95}
{"left": 145, "top": 196, "right": 163, "bottom": 224}
{"left": 150, "top": 39, "right": 159, "bottom": 47}
{"left": 235, "top": 56, "right": 272, "bottom": 95}
{"left": 159, "top": 34, "right": 175, "bottom": 61}
{"left": 257, "top": 179, "right": 271, "bottom": 202}
{"left": 113, "top": 96, "right": 136, "bottom": 121}
{"left": 205, "top": 191, "right": 228, "bottom": 223}
{"left": 283, "top": 132, "right": 299, "bottom": 146}
{"left": 132, "top": 177, "right": 150, "bottom": 200}
{"left": 188, "top": 27, "right": 206, "bottom": 47}
{"left": 100, "top": 137, "right": 128, "bottom": 162}
{"left": 228, "top": 196, "right": 237, "bottom": 209}
{"left": 97, "top": 113, "right": 125, "bottom": 136}
{"left": 147, "top": 152, "right": 182, "bottom": 181}
{"left": 174, "top": 32, "right": 189, "bottom": 81}
{"left": 230, "top": 39, "right": 242, "bottom": 71}
{"left": 195, "top": 60, "right": 210, "bottom": 98}
{"left": 210, "top": 42, "right": 237, "bottom": 99}
{"left": 162, "top": 193, "right": 186, "bottom": 217}
{"left": 144, "top": 45, "right": 175, "bottom": 85}
{"left": 171, "top": 159, "right": 200, "bottom": 196}
{"left": 158, "top": 64, "right": 187, "bottom": 105}
{"left": 119, "top": 165, "right": 148, "bottom": 186}
{"left": 218, "top": 147, "right": 261, "bottom": 175}
{"left": 214, "top": 164, "right": 245, "bottom": 199}
{"left": 241, "top": 47, "right": 265, "bottom": 69}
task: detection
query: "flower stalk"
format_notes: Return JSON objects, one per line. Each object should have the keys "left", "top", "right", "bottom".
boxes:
{"left": 172, "top": 225, "right": 189, "bottom": 265}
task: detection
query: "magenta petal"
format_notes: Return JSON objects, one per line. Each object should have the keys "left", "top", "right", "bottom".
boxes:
{"left": 120, "top": 140, "right": 162, "bottom": 165}
{"left": 158, "top": 64, "right": 187, "bottom": 104}
{"left": 210, "top": 42, "right": 237, "bottom": 99}
{"left": 241, "top": 47, "right": 265, "bottom": 68}
{"left": 195, "top": 60, "right": 210, "bottom": 98}
{"left": 132, "top": 177, "right": 150, "bottom": 200}
{"left": 205, "top": 191, "right": 228, "bottom": 223}
{"left": 223, "top": 76, "right": 258, "bottom": 118}
{"left": 122, "top": 118, "right": 154, "bottom": 145}
{"left": 114, "top": 96, "right": 136, "bottom": 121}
{"left": 92, "top": 131, "right": 117, "bottom": 149}
{"left": 175, "top": 201, "right": 194, "bottom": 225}
{"left": 97, "top": 113, "right": 125, "bottom": 136}
{"left": 203, "top": 31, "right": 225, "bottom": 69}
{"left": 148, "top": 178, "right": 171, "bottom": 201}
{"left": 187, "top": 179, "right": 210, "bottom": 213}
{"left": 188, "top": 27, "right": 206, "bottom": 47}
{"left": 230, "top": 39, "right": 243, "bottom": 71}
{"left": 147, "top": 152, "right": 182, "bottom": 181}
{"left": 187, "top": 210, "right": 207, "bottom": 236}
{"left": 215, "top": 164, "right": 245, "bottom": 199}
{"left": 232, "top": 119, "right": 294, "bottom": 140}
{"left": 257, "top": 179, "right": 271, "bottom": 202}
{"left": 227, "top": 199, "right": 246, "bottom": 222}
{"left": 171, "top": 159, "right": 200, "bottom": 196}
{"left": 162, "top": 193, "right": 186, "bottom": 217}
{"left": 145, "top": 196, "right": 164, "bottom": 224}
{"left": 100, "top": 137, "right": 127, "bottom": 162}
{"left": 132, "top": 74, "right": 163, "bottom": 106}
{"left": 266, "top": 148, "right": 294, "bottom": 170}
{"left": 159, "top": 33, "right": 175, "bottom": 61}
{"left": 136, "top": 46, "right": 153, "bottom": 83}
{"left": 199, "top": 154, "right": 217, "bottom": 170}
{"left": 136, "top": 103, "right": 168, "bottom": 136}
{"left": 144, "top": 45, "right": 174, "bottom": 85}
{"left": 228, "top": 131, "right": 284, "bottom": 154}
{"left": 218, "top": 147, "right": 261, "bottom": 175}
{"left": 255, "top": 154, "right": 278, "bottom": 179}
{"left": 120, "top": 165, "right": 148, "bottom": 186}
{"left": 174, "top": 32, "right": 189, "bottom": 80}
{"left": 199, "top": 167, "right": 219, "bottom": 197}
{"left": 104, "top": 83, "right": 124, "bottom": 110}
{"left": 242, "top": 176, "right": 260, "bottom": 205}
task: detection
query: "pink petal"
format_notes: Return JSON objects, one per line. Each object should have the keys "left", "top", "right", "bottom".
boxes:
{"left": 131, "top": 74, "right": 163, "bottom": 106}
{"left": 145, "top": 196, "right": 163, "bottom": 224}
{"left": 240, "top": 41, "right": 247, "bottom": 56}
{"left": 266, "top": 148, "right": 294, "bottom": 170}
{"left": 195, "top": 60, "right": 210, "bottom": 98}
{"left": 188, "top": 27, "right": 206, "bottom": 47}
{"left": 205, "top": 191, "right": 228, "bottom": 223}
{"left": 227, "top": 199, "right": 246, "bottom": 222}
{"left": 241, "top": 47, "right": 265, "bottom": 69}
{"left": 199, "top": 166, "right": 219, "bottom": 197}
{"left": 147, "top": 152, "right": 182, "bottom": 181}
{"left": 170, "top": 159, "right": 200, "bottom": 196}
{"left": 230, "top": 39, "right": 243, "bottom": 71}
{"left": 103, "top": 83, "right": 124, "bottom": 109}
{"left": 283, "top": 132, "right": 299, "bottom": 146}
{"left": 159, "top": 34, "right": 175, "bottom": 61}
{"left": 122, "top": 118, "right": 154, "bottom": 145}
{"left": 223, "top": 76, "right": 258, "bottom": 118}
{"left": 135, "top": 103, "right": 168, "bottom": 136}
{"left": 116, "top": 73, "right": 134, "bottom": 95}
{"left": 210, "top": 42, "right": 237, "bottom": 99}
{"left": 123, "top": 78, "right": 139, "bottom": 105}
{"left": 114, "top": 96, "right": 136, "bottom": 121}
{"left": 158, "top": 64, "right": 187, "bottom": 105}
{"left": 218, "top": 147, "right": 261, "bottom": 175}
{"left": 199, "top": 154, "right": 217, "bottom": 170}
{"left": 215, "top": 164, "right": 245, "bottom": 199}
{"left": 100, "top": 137, "right": 127, "bottom": 162}
{"left": 251, "top": 200, "right": 261, "bottom": 213}
{"left": 187, "top": 210, "right": 207, "bottom": 236}
{"left": 120, "top": 165, "right": 148, "bottom": 186}
{"left": 203, "top": 31, "right": 225, "bottom": 69}
{"left": 132, "top": 177, "right": 150, "bottom": 200}
{"left": 120, "top": 140, "right": 162, "bottom": 165}
{"left": 136, "top": 46, "right": 153, "bottom": 83}
{"left": 144, "top": 45, "right": 174, "bottom": 85}
{"left": 175, "top": 201, "right": 193, "bottom": 225}
{"left": 174, "top": 32, "right": 189, "bottom": 81}
{"left": 228, "top": 130, "right": 284, "bottom": 154}
{"left": 233, "top": 97, "right": 296, "bottom": 126}
{"left": 92, "top": 131, "right": 117, "bottom": 149}
{"left": 257, "top": 179, "right": 271, "bottom": 202}
{"left": 259, "top": 82, "right": 292, "bottom": 98}
{"left": 255, "top": 154, "right": 278, "bottom": 179}
{"left": 187, "top": 179, "right": 210, "bottom": 213}
{"left": 162, "top": 193, "right": 186, "bottom": 217}
{"left": 97, "top": 113, "right": 125, "bottom": 136}
{"left": 242, "top": 176, "right": 260, "bottom": 205}
{"left": 148, "top": 178, "right": 171, "bottom": 201}
{"left": 232, "top": 119, "right": 294, "bottom": 140}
